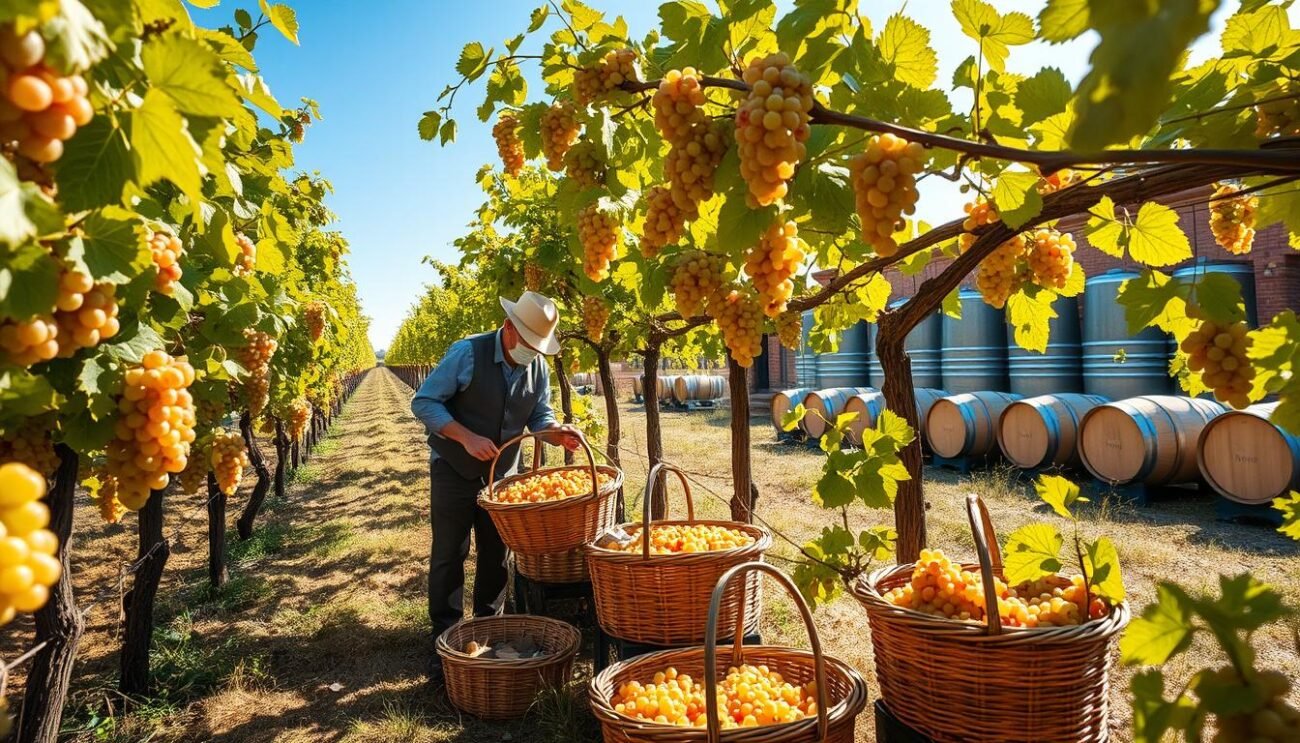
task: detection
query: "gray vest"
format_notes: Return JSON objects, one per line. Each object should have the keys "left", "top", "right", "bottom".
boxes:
{"left": 428, "top": 332, "right": 547, "bottom": 482}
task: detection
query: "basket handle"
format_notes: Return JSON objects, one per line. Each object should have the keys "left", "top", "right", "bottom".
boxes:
{"left": 639, "top": 463, "right": 695, "bottom": 560}
{"left": 703, "top": 562, "right": 829, "bottom": 743}
{"left": 965, "top": 493, "right": 1004, "bottom": 636}
{"left": 485, "top": 430, "right": 597, "bottom": 500}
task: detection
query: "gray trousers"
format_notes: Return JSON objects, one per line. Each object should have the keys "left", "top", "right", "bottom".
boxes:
{"left": 427, "top": 458, "right": 508, "bottom": 640}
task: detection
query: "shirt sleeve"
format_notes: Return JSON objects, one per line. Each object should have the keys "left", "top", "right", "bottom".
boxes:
{"left": 410, "top": 340, "right": 474, "bottom": 436}
{"left": 526, "top": 358, "right": 559, "bottom": 431}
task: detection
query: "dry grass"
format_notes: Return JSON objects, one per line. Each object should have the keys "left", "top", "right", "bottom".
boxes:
{"left": 4, "top": 368, "right": 1295, "bottom": 742}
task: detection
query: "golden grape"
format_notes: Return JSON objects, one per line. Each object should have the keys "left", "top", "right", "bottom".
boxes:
{"left": 1025, "top": 228, "right": 1076, "bottom": 291}
{"left": 564, "top": 139, "right": 606, "bottom": 189}
{"left": 148, "top": 230, "right": 184, "bottom": 296}
{"left": 0, "top": 419, "right": 57, "bottom": 477}
{"left": 540, "top": 101, "right": 581, "bottom": 171}
{"left": 1180, "top": 305, "right": 1254, "bottom": 410}
{"left": 959, "top": 199, "right": 998, "bottom": 252}
{"left": 776, "top": 311, "right": 800, "bottom": 351}
{"left": 670, "top": 250, "right": 725, "bottom": 319}
{"left": 577, "top": 203, "right": 620, "bottom": 282}
{"left": 653, "top": 67, "right": 707, "bottom": 145}
{"left": 744, "top": 220, "right": 805, "bottom": 317}
{"left": 583, "top": 296, "right": 610, "bottom": 343}
{"left": 615, "top": 524, "right": 754, "bottom": 554}
{"left": 239, "top": 330, "right": 277, "bottom": 418}
{"left": 234, "top": 232, "right": 256, "bottom": 275}
{"left": 1208, "top": 184, "right": 1258, "bottom": 256}
{"left": 492, "top": 113, "right": 525, "bottom": 176}
{"left": 1254, "top": 80, "right": 1300, "bottom": 138}
{"left": 611, "top": 664, "right": 818, "bottom": 728}
{"left": 640, "top": 185, "right": 693, "bottom": 256}
{"left": 105, "top": 351, "right": 197, "bottom": 509}
{"left": 574, "top": 48, "right": 638, "bottom": 106}
{"left": 0, "top": 462, "right": 61, "bottom": 624}
{"left": 492, "top": 469, "right": 614, "bottom": 504}
{"left": 735, "top": 53, "right": 813, "bottom": 207}
{"left": 975, "top": 234, "right": 1027, "bottom": 310}
{"left": 211, "top": 429, "right": 249, "bottom": 496}
{"left": 711, "top": 289, "right": 764, "bottom": 368}
{"left": 0, "top": 25, "right": 93, "bottom": 165}
{"left": 849, "top": 134, "right": 924, "bottom": 257}
{"left": 665, "top": 119, "right": 729, "bottom": 210}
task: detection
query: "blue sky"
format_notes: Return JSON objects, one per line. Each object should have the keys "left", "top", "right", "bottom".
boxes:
{"left": 200, "top": 1, "right": 1268, "bottom": 351}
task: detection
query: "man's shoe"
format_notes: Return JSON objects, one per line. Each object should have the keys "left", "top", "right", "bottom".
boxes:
{"left": 427, "top": 655, "right": 445, "bottom": 686}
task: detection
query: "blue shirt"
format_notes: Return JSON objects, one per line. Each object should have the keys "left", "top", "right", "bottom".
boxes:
{"left": 411, "top": 330, "right": 557, "bottom": 457}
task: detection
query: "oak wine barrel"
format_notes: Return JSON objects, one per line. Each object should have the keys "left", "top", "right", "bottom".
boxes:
{"left": 1078, "top": 395, "right": 1226, "bottom": 486}
{"left": 1197, "top": 402, "right": 1300, "bottom": 504}
{"left": 941, "top": 289, "right": 1008, "bottom": 394}
{"left": 795, "top": 310, "right": 818, "bottom": 387}
{"left": 815, "top": 321, "right": 871, "bottom": 389}
{"left": 673, "top": 375, "right": 726, "bottom": 402}
{"left": 1008, "top": 294, "right": 1084, "bottom": 397}
{"left": 925, "top": 391, "right": 1022, "bottom": 460}
{"left": 1082, "top": 270, "right": 1174, "bottom": 400}
{"left": 844, "top": 387, "right": 947, "bottom": 448}
{"left": 771, "top": 388, "right": 811, "bottom": 435}
{"left": 997, "top": 393, "right": 1109, "bottom": 470}
{"left": 801, "top": 386, "right": 873, "bottom": 439}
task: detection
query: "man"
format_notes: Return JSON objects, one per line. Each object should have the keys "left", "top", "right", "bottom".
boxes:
{"left": 410, "top": 290, "right": 580, "bottom": 679}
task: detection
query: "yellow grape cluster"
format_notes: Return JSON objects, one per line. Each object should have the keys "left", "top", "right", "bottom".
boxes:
{"left": 975, "top": 234, "right": 1028, "bottom": 309}
{"left": 849, "top": 134, "right": 924, "bottom": 257}
{"left": 744, "top": 221, "right": 805, "bottom": 317}
{"left": 564, "top": 139, "right": 606, "bottom": 189}
{"left": 0, "top": 463, "right": 61, "bottom": 625}
{"left": 541, "top": 101, "right": 581, "bottom": 171}
{"left": 239, "top": 329, "right": 277, "bottom": 417}
{"left": 665, "top": 119, "right": 729, "bottom": 209}
{"left": 1025, "top": 228, "right": 1076, "bottom": 291}
{"left": 959, "top": 199, "right": 999, "bottom": 252}
{"left": 616, "top": 524, "right": 754, "bottom": 554}
{"left": 305, "top": 301, "right": 326, "bottom": 342}
{"left": 87, "top": 467, "right": 125, "bottom": 523}
{"left": 1180, "top": 305, "right": 1254, "bottom": 410}
{"left": 0, "top": 26, "right": 93, "bottom": 163}
{"left": 1208, "top": 184, "right": 1258, "bottom": 256}
{"left": 0, "top": 265, "right": 120, "bottom": 366}
{"left": 492, "top": 469, "right": 614, "bottom": 504}
{"left": 574, "top": 48, "right": 638, "bottom": 105}
{"left": 583, "top": 296, "right": 610, "bottom": 342}
{"left": 492, "top": 113, "right": 524, "bottom": 176}
{"left": 884, "top": 549, "right": 1107, "bottom": 627}
{"left": 1254, "top": 81, "right": 1300, "bottom": 138}
{"left": 149, "top": 231, "right": 184, "bottom": 295}
{"left": 735, "top": 53, "right": 813, "bottom": 207}
{"left": 776, "top": 311, "right": 800, "bottom": 350}
{"left": 211, "top": 429, "right": 248, "bottom": 496}
{"left": 196, "top": 396, "right": 226, "bottom": 429}
{"left": 287, "top": 398, "right": 311, "bottom": 441}
{"left": 670, "top": 250, "right": 725, "bottom": 319}
{"left": 1208, "top": 669, "right": 1300, "bottom": 743}
{"left": 711, "top": 289, "right": 764, "bottom": 368}
{"left": 524, "top": 261, "right": 545, "bottom": 291}
{"left": 577, "top": 203, "right": 620, "bottom": 281}
{"left": 0, "top": 419, "right": 57, "bottom": 477}
{"left": 234, "top": 232, "right": 256, "bottom": 275}
{"left": 611, "top": 664, "right": 818, "bottom": 728}
{"left": 641, "top": 184, "right": 692, "bottom": 256}
{"left": 175, "top": 449, "right": 208, "bottom": 495}
{"left": 105, "top": 351, "right": 197, "bottom": 509}
{"left": 653, "top": 67, "right": 707, "bottom": 145}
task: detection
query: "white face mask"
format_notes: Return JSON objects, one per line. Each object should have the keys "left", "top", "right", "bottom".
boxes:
{"left": 508, "top": 340, "right": 540, "bottom": 366}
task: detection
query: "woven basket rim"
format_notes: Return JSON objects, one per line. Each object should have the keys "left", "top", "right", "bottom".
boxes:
{"left": 589, "top": 644, "right": 867, "bottom": 736}
{"left": 478, "top": 463, "right": 624, "bottom": 512}
{"left": 435, "top": 614, "right": 582, "bottom": 667}
{"left": 583, "top": 520, "right": 773, "bottom": 559}
{"left": 852, "top": 563, "right": 1131, "bottom": 641}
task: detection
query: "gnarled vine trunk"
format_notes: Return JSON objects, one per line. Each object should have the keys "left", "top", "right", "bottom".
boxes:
{"left": 19, "top": 445, "right": 84, "bottom": 743}
{"left": 207, "top": 472, "right": 228, "bottom": 589}
{"left": 727, "top": 358, "right": 756, "bottom": 522}
{"left": 642, "top": 344, "right": 666, "bottom": 518}
{"left": 554, "top": 349, "right": 575, "bottom": 466}
{"left": 120, "top": 485, "right": 169, "bottom": 696}
{"left": 237, "top": 412, "right": 272, "bottom": 540}
{"left": 273, "top": 418, "right": 287, "bottom": 502}
{"left": 595, "top": 347, "right": 623, "bottom": 520}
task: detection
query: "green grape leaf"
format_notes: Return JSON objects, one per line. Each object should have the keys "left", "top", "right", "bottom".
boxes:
{"left": 781, "top": 402, "right": 807, "bottom": 432}
{"left": 234, "top": 73, "right": 283, "bottom": 118}
{"left": 1037, "top": 0, "right": 1089, "bottom": 43}
{"left": 1192, "top": 668, "right": 1267, "bottom": 716}
{"left": 1196, "top": 573, "right": 1290, "bottom": 634}
{"left": 528, "top": 5, "right": 548, "bottom": 31}
{"left": 1058, "top": 261, "right": 1085, "bottom": 297}
{"left": 0, "top": 367, "right": 60, "bottom": 417}
{"left": 942, "top": 287, "right": 961, "bottom": 319}
{"left": 875, "top": 407, "right": 914, "bottom": 449}
{"left": 1274, "top": 491, "right": 1300, "bottom": 541}
{"left": 1034, "top": 474, "right": 1086, "bottom": 520}
{"left": 0, "top": 159, "right": 57, "bottom": 247}
{"left": 1130, "top": 670, "right": 1196, "bottom": 743}
{"left": 58, "top": 408, "right": 116, "bottom": 453}
{"left": 876, "top": 14, "right": 936, "bottom": 89}
{"left": 1015, "top": 66, "right": 1071, "bottom": 125}
{"left": 791, "top": 162, "right": 854, "bottom": 236}
{"left": 1128, "top": 202, "right": 1192, "bottom": 267}
{"left": 1189, "top": 271, "right": 1247, "bottom": 324}
{"left": 1121, "top": 583, "right": 1193, "bottom": 665}
{"left": 1220, "top": 4, "right": 1290, "bottom": 56}
{"left": 80, "top": 207, "right": 149, "bottom": 284}
{"left": 102, "top": 321, "right": 166, "bottom": 365}
{"left": 197, "top": 27, "right": 257, "bottom": 70}
{"left": 456, "top": 41, "right": 490, "bottom": 80}
{"left": 1116, "top": 270, "right": 1180, "bottom": 335}
{"left": 1007, "top": 288, "right": 1054, "bottom": 353}
{"left": 814, "top": 466, "right": 856, "bottom": 509}
{"left": 0, "top": 243, "right": 59, "bottom": 320}
{"left": 1002, "top": 523, "right": 1063, "bottom": 585}
{"left": 55, "top": 116, "right": 134, "bottom": 211}
{"left": 717, "top": 194, "right": 774, "bottom": 252}
{"left": 856, "top": 273, "right": 892, "bottom": 323}
{"left": 142, "top": 35, "right": 243, "bottom": 118}
{"left": 255, "top": 237, "right": 286, "bottom": 274}
{"left": 439, "top": 119, "right": 457, "bottom": 146}
{"left": 952, "top": 0, "right": 1033, "bottom": 73}
{"left": 991, "top": 169, "right": 1043, "bottom": 229}
{"left": 131, "top": 89, "right": 204, "bottom": 207}
{"left": 1084, "top": 536, "right": 1125, "bottom": 602}
{"left": 258, "top": 0, "right": 299, "bottom": 44}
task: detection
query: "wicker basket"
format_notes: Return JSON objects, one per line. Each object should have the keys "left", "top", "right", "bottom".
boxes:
{"left": 850, "top": 494, "right": 1130, "bottom": 742}
{"left": 590, "top": 561, "right": 868, "bottom": 743}
{"left": 437, "top": 614, "right": 581, "bottom": 720}
{"left": 479, "top": 432, "right": 623, "bottom": 561}
{"left": 585, "top": 462, "right": 771, "bottom": 645}
{"left": 515, "top": 548, "right": 589, "bottom": 583}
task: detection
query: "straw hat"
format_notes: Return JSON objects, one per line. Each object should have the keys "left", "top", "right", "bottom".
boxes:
{"left": 499, "top": 291, "right": 561, "bottom": 355}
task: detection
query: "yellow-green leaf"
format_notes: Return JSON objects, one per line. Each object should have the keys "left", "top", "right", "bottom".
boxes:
{"left": 991, "top": 169, "right": 1042, "bottom": 229}
{"left": 1007, "top": 289, "right": 1054, "bottom": 353}
{"left": 781, "top": 402, "right": 806, "bottom": 432}
{"left": 1003, "top": 523, "right": 1063, "bottom": 585}
{"left": 259, "top": 0, "right": 299, "bottom": 44}
{"left": 1037, "top": 0, "right": 1089, "bottom": 43}
{"left": 877, "top": 14, "right": 936, "bottom": 89}
{"left": 1129, "top": 201, "right": 1192, "bottom": 267}
{"left": 1275, "top": 491, "right": 1300, "bottom": 541}
{"left": 952, "top": 0, "right": 1033, "bottom": 73}
{"left": 131, "top": 89, "right": 204, "bottom": 207}
{"left": 1121, "top": 584, "right": 1193, "bottom": 665}
{"left": 1084, "top": 536, "right": 1125, "bottom": 602}
{"left": 1034, "top": 473, "right": 1085, "bottom": 520}
{"left": 1085, "top": 195, "right": 1124, "bottom": 258}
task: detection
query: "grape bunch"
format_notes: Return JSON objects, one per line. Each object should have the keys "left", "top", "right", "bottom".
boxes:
{"left": 564, "top": 139, "right": 606, "bottom": 189}
{"left": 492, "top": 468, "right": 614, "bottom": 504}
{"left": 653, "top": 67, "right": 707, "bottom": 144}
{"left": 776, "top": 311, "right": 801, "bottom": 350}
{"left": 0, "top": 463, "right": 62, "bottom": 625}
{"left": 1025, "top": 228, "right": 1076, "bottom": 290}
{"left": 53, "top": 269, "right": 120, "bottom": 357}
{"left": 665, "top": 119, "right": 729, "bottom": 209}
{"left": 735, "top": 53, "right": 814, "bottom": 207}
{"left": 104, "top": 351, "right": 197, "bottom": 510}
{"left": 540, "top": 101, "right": 581, "bottom": 171}
{"left": 234, "top": 232, "right": 257, "bottom": 275}
{"left": 577, "top": 203, "right": 620, "bottom": 282}
{"left": 239, "top": 330, "right": 277, "bottom": 418}
{"left": 640, "top": 185, "right": 692, "bottom": 257}
{"left": 0, "top": 26, "right": 94, "bottom": 164}
{"left": 1207, "top": 668, "right": 1300, "bottom": 743}
{"left": 210, "top": 429, "right": 249, "bottom": 496}
{"left": 670, "top": 250, "right": 725, "bottom": 319}
{"left": 305, "top": 301, "right": 326, "bottom": 341}
{"left": 1254, "top": 81, "right": 1300, "bottom": 138}
{"left": 1208, "top": 184, "right": 1258, "bottom": 256}
{"left": 975, "top": 234, "right": 1028, "bottom": 309}
{"left": 574, "top": 47, "right": 638, "bottom": 105}
{"left": 148, "top": 231, "right": 185, "bottom": 296}
{"left": 960, "top": 199, "right": 999, "bottom": 252}
{"left": 0, "top": 315, "right": 58, "bottom": 366}
{"left": 492, "top": 113, "right": 524, "bottom": 176}
{"left": 744, "top": 220, "right": 805, "bottom": 317}
{"left": 524, "top": 260, "right": 545, "bottom": 291}
{"left": 0, "top": 419, "right": 57, "bottom": 477}
{"left": 711, "top": 289, "right": 764, "bottom": 368}
{"left": 583, "top": 296, "right": 610, "bottom": 342}
{"left": 616, "top": 524, "right": 755, "bottom": 554}
{"left": 287, "top": 398, "right": 311, "bottom": 441}
{"left": 1180, "top": 305, "right": 1254, "bottom": 409}
{"left": 175, "top": 447, "right": 209, "bottom": 495}
{"left": 611, "top": 664, "right": 818, "bottom": 729}
{"left": 849, "top": 134, "right": 925, "bottom": 257}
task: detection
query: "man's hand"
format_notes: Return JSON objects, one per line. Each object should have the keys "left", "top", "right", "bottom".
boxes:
{"left": 546, "top": 424, "right": 584, "bottom": 452}
{"left": 457, "top": 430, "right": 500, "bottom": 461}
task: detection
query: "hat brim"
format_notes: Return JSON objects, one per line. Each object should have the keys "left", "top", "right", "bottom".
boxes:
{"left": 500, "top": 297, "right": 561, "bottom": 355}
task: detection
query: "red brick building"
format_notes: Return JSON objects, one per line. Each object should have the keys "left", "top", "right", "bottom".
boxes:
{"left": 757, "top": 189, "right": 1299, "bottom": 391}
